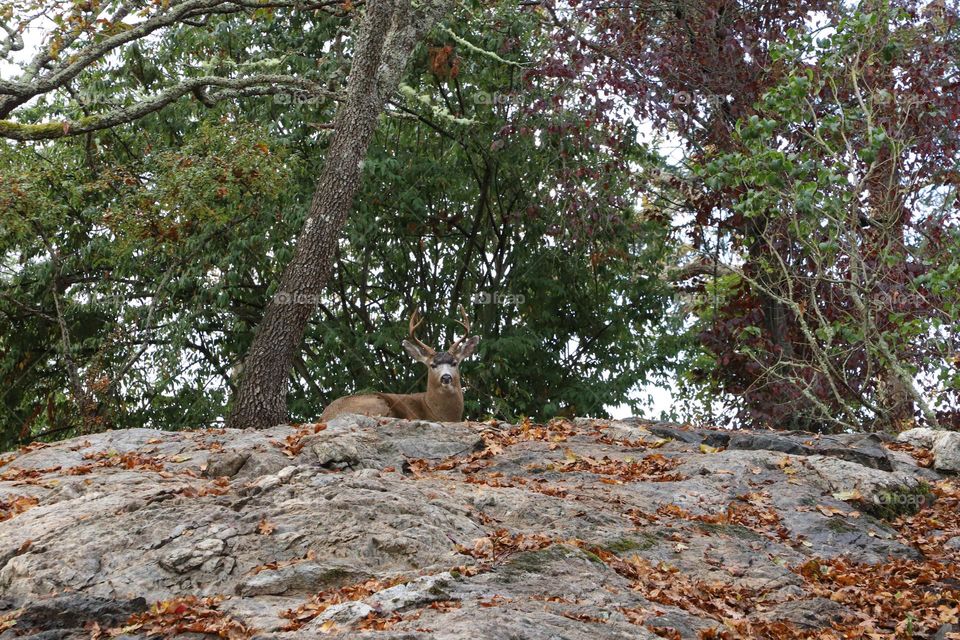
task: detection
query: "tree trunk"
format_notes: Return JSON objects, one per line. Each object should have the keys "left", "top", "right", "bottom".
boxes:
{"left": 228, "top": 0, "right": 452, "bottom": 429}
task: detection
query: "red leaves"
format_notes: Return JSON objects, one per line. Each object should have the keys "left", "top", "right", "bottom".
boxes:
{"left": 655, "top": 492, "right": 789, "bottom": 542}
{"left": 356, "top": 611, "right": 402, "bottom": 630}
{"left": 462, "top": 473, "right": 569, "bottom": 498}
{"left": 648, "top": 626, "right": 681, "bottom": 639}
{"left": 478, "top": 594, "right": 511, "bottom": 608}
{"left": 408, "top": 418, "right": 576, "bottom": 479}
{"left": 492, "top": 416, "right": 577, "bottom": 446}
{"left": 560, "top": 611, "right": 606, "bottom": 624}
{"left": 896, "top": 480, "right": 960, "bottom": 557}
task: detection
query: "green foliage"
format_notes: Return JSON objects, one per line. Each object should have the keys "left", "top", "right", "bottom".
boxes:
{"left": 288, "top": 3, "right": 677, "bottom": 422}
{"left": 0, "top": 2, "right": 679, "bottom": 449}
{"left": 0, "top": 118, "right": 299, "bottom": 448}
{"left": 683, "top": 2, "right": 960, "bottom": 430}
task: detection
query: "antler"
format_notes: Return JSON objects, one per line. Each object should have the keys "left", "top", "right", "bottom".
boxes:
{"left": 448, "top": 304, "right": 472, "bottom": 352}
{"left": 408, "top": 309, "right": 435, "bottom": 355}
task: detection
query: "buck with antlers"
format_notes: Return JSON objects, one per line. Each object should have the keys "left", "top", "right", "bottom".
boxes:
{"left": 320, "top": 306, "right": 480, "bottom": 422}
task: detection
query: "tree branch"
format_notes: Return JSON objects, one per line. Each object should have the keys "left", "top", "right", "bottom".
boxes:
{"left": 0, "top": 75, "right": 337, "bottom": 140}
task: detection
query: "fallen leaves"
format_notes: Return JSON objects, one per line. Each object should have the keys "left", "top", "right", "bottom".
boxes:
{"left": 894, "top": 479, "right": 960, "bottom": 557}
{"left": 815, "top": 504, "right": 848, "bottom": 517}
{"left": 885, "top": 441, "right": 935, "bottom": 468}
{"left": 456, "top": 529, "right": 553, "bottom": 563}
{"left": 17, "top": 442, "right": 49, "bottom": 454}
{"left": 177, "top": 476, "right": 231, "bottom": 498}
{"left": 257, "top": 518, "right": 276, "bottom": 535}
{"left": 785, "top": 480, "right": 960, "bottom": 637}
{"left": 65, "top": 464, "right": 94, "bottom": 475}
{"left": 479, "top": 417, "right": 577, "bottom": 451}
{"left": 776, "top": 456, "right": 801, "bottom": 483}
{"left": 249, "top": 549, "right": 316, "bottom": 576}
{"left": 92, "top": 596, "right": 254, "bottom": 640}
{"left": 409, "top": 420, "right": 683, "bottom": 490}
{"left": 407, "top": 419, "right": 584, "bottom": 483}
{"left": 594, "top": 432, "right": 669, "bottom": 449}
{"left": 647, "top": 625, "right": 681, "bottom": 639}
{"left": 356, "top": 611, "right": 403, "bottom": 631}
{"left": 478, "top": 594, "right": 511, "bottom": 607}
{"left": 560, "top": 610, "right": 607, "bottom": 624}
{"left": 0, "top": 610, "right": 17, "bottom": 633}
{"left": 831, "top": 488, "right": 864, "bottom": 502}
{"left": 795, "top": 554, "right": 960, "bottom": 637}
{"left": 655, "top": 492, "right": 788, "bottom": 540}
{"left": 83, "top": 450, "right": 165, "bottom": 472}
{"left": 281, "top": 576, "right": 408, "bottom": 630}
{"left": 5, "top": 419, "right": 958, "bottom": 639}
{"left": 570, "top": 540, "right": 772, "bottom": 621}
{"left": 271, "top": 422, "right": 326, "bottom": 458}
{"left": 0, "top": 494, "right": 39, "bottom": 522}
{"left": 462, "top": 473, "right": 569, "bottom": 498}
{"left": 548, "top": 451, "right": 686, "bottom": 483}
{"left": 0, "top": 466, "right": 61, "bottom": 483}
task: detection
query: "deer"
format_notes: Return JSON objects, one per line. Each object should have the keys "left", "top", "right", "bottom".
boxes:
{"left": 319, "top": 306, "right": 480, "bottom": 422}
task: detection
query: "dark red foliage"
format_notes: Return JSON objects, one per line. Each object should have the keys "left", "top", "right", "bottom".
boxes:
{"left": 529, "top": 0, "right": 960, "bottom": 429}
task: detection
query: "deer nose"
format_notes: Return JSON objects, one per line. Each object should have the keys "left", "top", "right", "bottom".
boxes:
{"left": 440, "top": 373, "right": 453, "bottom": 385}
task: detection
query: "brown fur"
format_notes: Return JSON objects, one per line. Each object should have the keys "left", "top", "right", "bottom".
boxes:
{"left": 319, "top": 324, "right": 478, "bottom": 423}
{"left": 320, "top": 384, "right": 464, "bottom": 423}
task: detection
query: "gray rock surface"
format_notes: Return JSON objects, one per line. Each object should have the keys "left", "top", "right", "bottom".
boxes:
{"left": 0, "top": 417, "right": 956, "bottom": 639}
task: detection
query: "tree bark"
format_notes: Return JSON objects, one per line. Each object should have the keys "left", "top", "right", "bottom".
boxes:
{"left": 228, "top": 0, "right": 453, "bottom": 429}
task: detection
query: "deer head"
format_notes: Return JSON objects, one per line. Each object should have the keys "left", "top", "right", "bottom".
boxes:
{"left": 402, "top": 304, "right": 480, "bottom": 395}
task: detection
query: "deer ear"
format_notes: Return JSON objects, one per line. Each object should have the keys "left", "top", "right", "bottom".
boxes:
{"left": 402, "top": 340, "right": 433, "bottom": 364}
{"left": 453, "top": 336, "right": 480, "bottom": 361}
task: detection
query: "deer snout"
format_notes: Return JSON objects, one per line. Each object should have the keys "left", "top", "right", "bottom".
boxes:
{"left": 440, "top": 373, "right": 453, "bottom": 385}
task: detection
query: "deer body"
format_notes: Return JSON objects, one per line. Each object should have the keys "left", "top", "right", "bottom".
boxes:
{"left": 320, "top": 308, "right": 479, "bottom": 422}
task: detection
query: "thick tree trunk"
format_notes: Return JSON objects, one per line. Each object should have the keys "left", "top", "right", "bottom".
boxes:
{"left": 228, "top": 0, "right": 452, "bottom": 429}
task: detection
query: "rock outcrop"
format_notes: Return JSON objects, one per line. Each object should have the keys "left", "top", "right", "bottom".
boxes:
{"left": 1, "top": 417, "right": 957, "bottom": 639}
{"left": 898, "top": 427, "right": 960, "bottom": 473}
